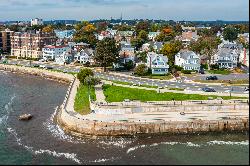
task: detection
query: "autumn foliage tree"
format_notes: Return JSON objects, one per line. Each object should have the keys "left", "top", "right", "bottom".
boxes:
{"left": 42, "top": 25, "right": 54, "bottom": 33}
{"left": 161, "top": 40, "right": 183, "bottom": 67}
{"left": 73, "top": 21, "right": 98, "bottom": 48}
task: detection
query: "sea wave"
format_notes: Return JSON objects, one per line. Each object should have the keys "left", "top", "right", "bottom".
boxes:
{"left": 0, "top": 94, "right": 16, "bottom": 126}
{"left": 91, "top": 157, "right": 121, "bottom": 163}
{"left": 7, "top": 127, "right": 82, "bottom": 164}
{"left": 207, "top": 140, "right": 249, "bottom": 146}
{"left": 126, "top": 139, "right": 248, "bottom": 154}
{"left": 43, "top": 106, "right": 84, "bottom": 144}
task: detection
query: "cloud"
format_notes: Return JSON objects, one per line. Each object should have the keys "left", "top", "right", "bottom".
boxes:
{"left": 0, "top": 0, "right": 248, "bottom": 21}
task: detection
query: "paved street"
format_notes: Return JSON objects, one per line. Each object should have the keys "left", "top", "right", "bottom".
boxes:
{"left": 1, "top": 59, "right": 249, "bottom": 95}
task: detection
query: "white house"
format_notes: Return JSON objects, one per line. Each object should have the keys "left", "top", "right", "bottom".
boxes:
{"left": 55, "top": 51, "right": 74, "bottom": 65}
{"left": 74, "top": 49, "right": 94, "bottom": 64}
{"left": 175, "top": 50, "right": 201, "bottom": 71}
{"left": 42, "top": 45, "right": 70, "bottom": 60}
{"left": 147, "top": 52, "right": 169, "bottom": 75}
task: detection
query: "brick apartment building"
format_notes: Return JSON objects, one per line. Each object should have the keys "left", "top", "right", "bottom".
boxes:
{"left": 11, "top": 30, "right": 57, "bottom": 59}
{"left": 0, "top": 28, "right": 14, "bottom": 54}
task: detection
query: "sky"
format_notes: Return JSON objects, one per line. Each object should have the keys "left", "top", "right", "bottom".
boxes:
{"left": 0, "top": 0, "right": 249, "bottom": 21}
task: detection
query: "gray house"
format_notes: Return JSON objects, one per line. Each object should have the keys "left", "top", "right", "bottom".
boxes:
{"left": 212, "top": 48, "right": 238, "bottom": 69}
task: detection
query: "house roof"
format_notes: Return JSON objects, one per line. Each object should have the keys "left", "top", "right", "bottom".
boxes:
{"left": 177, "top": 50, "right": 199, "bottom": 60}
{"left": 217, "top": 48, "right": 238, "bottom": 57}
{"left": 148, "top": 52, "right": 168, "bottom": 63}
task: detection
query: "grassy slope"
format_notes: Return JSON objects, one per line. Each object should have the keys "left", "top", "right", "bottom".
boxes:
{"left": 74, "top": 84, "right": 96, "bottom": 115}
{"left": 103, "top": 85, "right": 246, "bottom": 102}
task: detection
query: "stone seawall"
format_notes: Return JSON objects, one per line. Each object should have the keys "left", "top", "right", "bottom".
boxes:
{"left": 56, "top": 71, "right": 249, "bottom": 137}
{"left": 57, "top": 106, "right": 249, "bottom": 137}
{"left": 0, "top": 64, "right": 75, "bottom": 84}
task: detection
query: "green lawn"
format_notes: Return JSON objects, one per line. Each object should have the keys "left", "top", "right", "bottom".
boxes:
{"left": 142, "top": 74, "right": 173, "bottom": 80}
{"left": 208, "top": 70, "right": 231, "bottom": 75}
{"left": 74, "top": 84, "right": 96, "bottom": 115}
{"left": 109, "top": 80, "right": 158, "bottom": 88}
{"left": 102, "top": 85, "right": 246, "bottom": 102}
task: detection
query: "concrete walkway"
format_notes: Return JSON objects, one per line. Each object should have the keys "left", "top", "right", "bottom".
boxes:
{"left": 94, "top": 83, "right": 106, "bottom": 103}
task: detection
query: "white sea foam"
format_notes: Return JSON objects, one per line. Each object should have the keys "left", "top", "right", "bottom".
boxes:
{"left": 99, "top": 137, "right": 134, "bottom": 149}
{"left": 43, "top": 106, "right": 83, "bottom": 144}
{"left": 0, "top": 94, "right": 16, "bottom": 126}
{"left": 91, "top": 157, "right": 120, "bottom": 163}
{"left": 207, "top": 140, "right": 249, "bottom": 146}
{"left": 7, "top": 127, "right": 82, "bottom": 164}
{"left": 127, "top": 144, "right": 147, "bottom": 154}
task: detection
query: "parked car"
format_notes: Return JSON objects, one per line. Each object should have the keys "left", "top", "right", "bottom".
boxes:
{"left": 46, "top": 66, "right": 53, "bottom": 70}
{"left": 245, "top": 86, "right": 249, "bottom": 91}
{"left": 206, "top": 76, "right": 218, "bottom": 80}
{"left": 39, "top": 65, "right": 46, "bottom": 69}
{"left": 202, "top": 87, "right": 216, "bottom": 92}
{"left": 33, "top": 64, "right": 40, "bottom": 68}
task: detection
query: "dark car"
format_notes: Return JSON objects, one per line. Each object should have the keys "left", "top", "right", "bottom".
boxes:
{"left": 33, "top": 64, "right": 40, "bottom": 68}
{"left": 245, "top": 86, "right": 249, "bottom": 91}
{"left": 206, "top": 76, "right": 218, "bottom": 80}
{"left": 46, "top": 66, "right": 53, "bottom": 70}
{"left": 202, "top": 87, "right": 216, "bottom": 92}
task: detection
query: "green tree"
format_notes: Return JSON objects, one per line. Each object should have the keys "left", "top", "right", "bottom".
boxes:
{"left": 77, "top": 68, "right": 94, "bottom": 84}
{"left": 189, "top": 36, "right": 222, "bottom": 69}
{"left": 138, "top": 30, "right": 148, "bottom": 41}
{"left": 123, "top": 60, "right": 134, "bottom": 71}
{"left": 134, "top": 64, "right": 148, "bottom": 76}
{"left": 95, "top": 38, "right": 120, "bottom": 72}
{"left": 131, "top": 38, "right": 144, "bottom": 51}
{"left": 223, "top": 26, "right": 239, "bottom": 42}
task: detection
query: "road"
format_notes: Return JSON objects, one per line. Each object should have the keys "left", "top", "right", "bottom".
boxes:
{"left": 1, "top": 59, "right": 249, "bottom": 95}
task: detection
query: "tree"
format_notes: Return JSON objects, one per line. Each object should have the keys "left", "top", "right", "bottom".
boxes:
{"left": 131, "top": 38, "right": 144, "bottom": 51}
{"left": 77, "top": 68, "right": 94, "bottom": 84}
{"left": 223, "top": 26, "right": 239, "bottom": 42}
{"left": 73, "top": 21, "right": 98, "bottom": 48}
{"left": 138, "top": 30, "right": 148, "bottom": 41}
{"left": 161, "top": 41, "right": 183, "bottom": 67}
{"left": 189, "top": 36, "right": 222, "bottom": 70}
{"left": 123, "top": 60, "right": 134, "bottom": 71}
{"left": 95, "top": 38, "right": 120, "bottom": 72}
{"left": 135, "top": 21, "right": 150, "bottom": 34}
{"left": 42, "top": 25, "right": 54, "bottom": 33}
{"left": 134, "top": 64, "right": 148, "bottom": 76}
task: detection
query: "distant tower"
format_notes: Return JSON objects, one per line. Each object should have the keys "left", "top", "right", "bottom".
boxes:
{"left": 120, "top": 12, "right": 123, "bottom": 22}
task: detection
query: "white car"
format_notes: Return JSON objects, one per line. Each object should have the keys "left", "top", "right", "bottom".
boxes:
{"left": 39, "top": 65, "right": 46, "bottom": 68}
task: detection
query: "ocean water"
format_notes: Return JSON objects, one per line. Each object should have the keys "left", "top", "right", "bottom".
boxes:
{"left": 0, "top": 71, "right": 249, "bottom": 165}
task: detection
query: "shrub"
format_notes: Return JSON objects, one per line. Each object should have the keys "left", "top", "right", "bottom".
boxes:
{"left": 77, "top": 68, "right": 94, "bottom": 84}
{"left": 181, "top": 70, "right": 192, "bottom": 74}
{"left": 134, "top": 64, "right": 149, "bottom": 76}
{"left": 84, "top": 76, "right": 101, "bottom": 86}
{"left": 210, "top": 64, "right": 220, "bottom": 70}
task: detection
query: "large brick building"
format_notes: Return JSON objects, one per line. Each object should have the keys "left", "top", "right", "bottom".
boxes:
{"left": 0, "top": 29, "right": 14, "bottom": 54}
{"left": 11, "top": 31, "right": 57, "bottom": 59}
